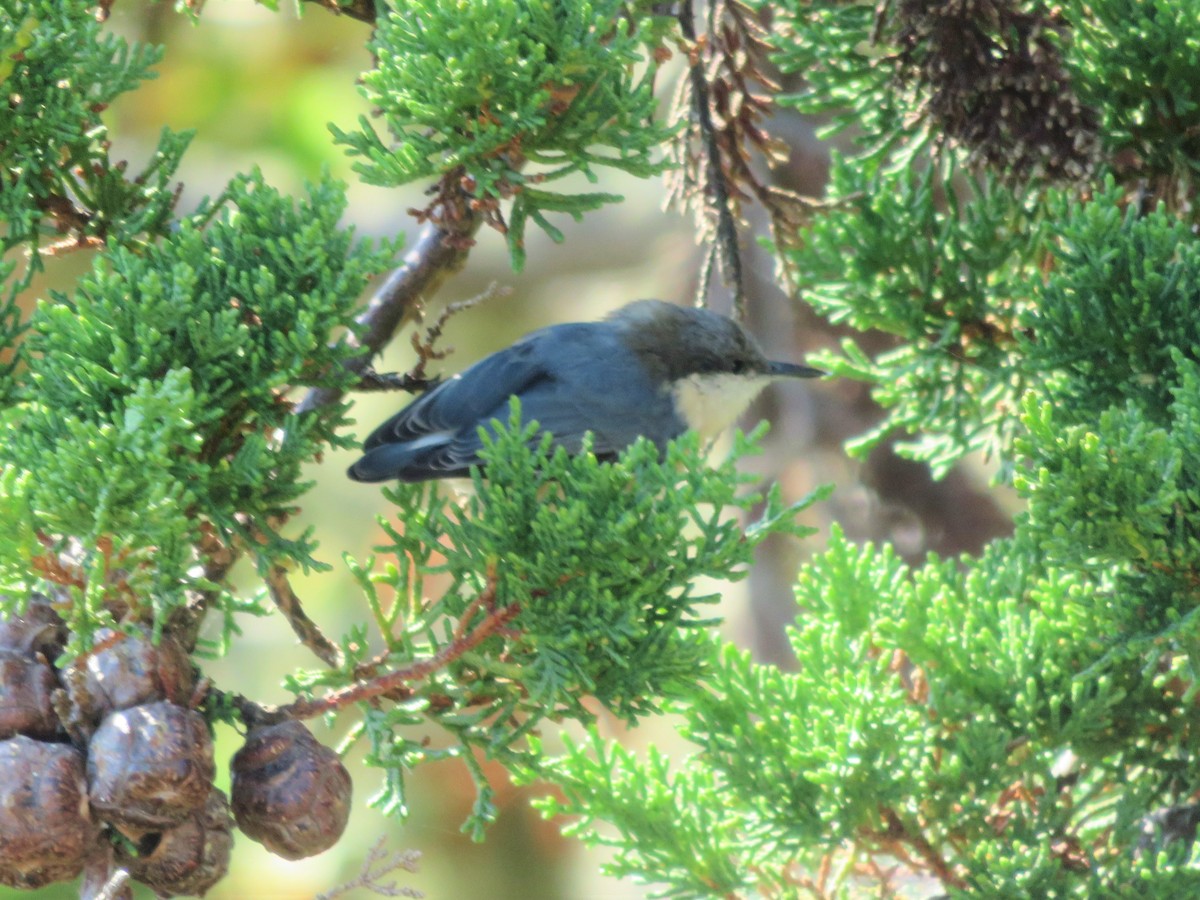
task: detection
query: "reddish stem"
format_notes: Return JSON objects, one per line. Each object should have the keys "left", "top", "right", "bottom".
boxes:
{"left": 277, "top": 580, "right": 517, "bottom": 721}
{"left": 878, "top": 806, "right": 965, "bottom": 890}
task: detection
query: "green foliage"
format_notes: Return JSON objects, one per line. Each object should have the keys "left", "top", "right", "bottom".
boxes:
{"left": 763, "top": 1, "right": 1091, "bottom": 474}
{"left": 1, "top": 171, "right": 397, "bottom": 635}
{"left": 321, "top": 415, "right": 826, "bottom": 838}
{"left": 0, "top": 0, "right": 188, "bottom": 269}
{"left": 1068, "top": 0, "right": 1200, "bottom": 188}
{"left": 762, "top": 0, "right": 1200, "bottom": 475}
{"left": 1023, "top": 188, "right": 1200, "bottom": 423}
{"left": 331, "top": 0, "right": 672, "bottom": 269}
{"left": 769, "top": 2, "right": 905, "bottom": 164}
{"left": 1011, "top": 185, "right": 1200, "bottom": 596}
{"left": 542, "top": 528, "right": 1200, "bottom": 897}
{"left": 536, "top": 732, "right": 756, "bottom": 897}
{"left": 790, "top": 153, "right": 1058, "bottom": 474}
{"left": 1, "top": 1, "right": 191, "bottom": 397}
{"left": 526, "top": 2, "right": 1200, "bottom": 896}
{"left": 1018, "top": 397, "right": 1184, "bottom": 569}
{"left": 0, "top": 467, "right": 38, "bottom": 601}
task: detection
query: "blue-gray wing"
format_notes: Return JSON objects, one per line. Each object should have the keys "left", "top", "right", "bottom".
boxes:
{"left": 361, "top": 331, "right": 553, "bottom": 451}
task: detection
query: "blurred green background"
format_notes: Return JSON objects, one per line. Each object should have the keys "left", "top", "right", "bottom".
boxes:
{"left": 5, "top": 2, "right": 1012, "bottom": 897}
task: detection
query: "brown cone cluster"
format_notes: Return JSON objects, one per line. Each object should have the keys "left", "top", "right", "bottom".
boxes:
{"left": 892, "top": 0, "right": 1099, "bottom": 183}
{"left": 0, "top": 597, "right": 353, "bottom": 896}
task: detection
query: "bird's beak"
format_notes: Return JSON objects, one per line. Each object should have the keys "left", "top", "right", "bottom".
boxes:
{"left": 767, "top": 360, "right": 824, "bottom": 379}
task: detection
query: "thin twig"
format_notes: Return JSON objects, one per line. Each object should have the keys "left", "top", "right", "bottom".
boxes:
{"left": 878, "top": 806, "right": 966, "bottom": 890}
{"left": 37, "top": 234, "right": 105, "bottom": 256}
{"left": 265, "top": 563, "right": 344, "bottom": 669}
{"left": 404, "top": 282, "right": 512, "bottom": 388}
{"left": 297, "top": 195, "right": 481, "bottom": 415}
{"left": 219, "top": 569, "right": 519, "bottom": 727}
{"left": 301, "top": 0, "right": 377, "bottom": 23}
{"left": 679, "top": 0, "right": 746, "bottom": 315}
{"left": 452, "top": 587, "right": 494, "bottom": 643}
{"left": 169, "top": 523, "right": 241, "bottom": 651}
{"left": 91, "top": 869, "right": 131, "bottom": 900}
{"left": 79, "top": 843, "right": 131, "bottom": 900}
{"left": 316, "top": 837, "right": 423, "bottom": 899}
{"left": 355, "top": 282, "right": 511, "bottom": 396}
{"left": 217, "top": 564, "right": 541, "bottom": 729}
{"left": 353, "top": 370, "right": 440, "bottom": 393}
{"left": 278, "top": 593, "right": 518, "bottom": 721}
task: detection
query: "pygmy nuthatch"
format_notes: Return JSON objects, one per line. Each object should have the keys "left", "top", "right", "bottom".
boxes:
{"left": 348, "top": 299, "right": 822, "bottom": 483}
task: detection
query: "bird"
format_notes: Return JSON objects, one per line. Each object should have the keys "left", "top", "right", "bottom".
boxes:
{"left": 347, "top": 299, "right": 822, "bottom": 483}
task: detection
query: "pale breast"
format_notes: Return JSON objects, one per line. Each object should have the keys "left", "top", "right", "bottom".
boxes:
{"left": 670, "top": 373, "right": 773, "bottom": 441}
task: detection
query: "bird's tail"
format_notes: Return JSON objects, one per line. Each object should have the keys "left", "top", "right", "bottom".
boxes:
{"left": 347, "top": 443, "right": 426, "bottom": 483}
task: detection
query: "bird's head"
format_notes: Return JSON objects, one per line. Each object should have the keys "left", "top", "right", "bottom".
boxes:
{"left": 611, "top": 300, "right": 822, "bottom": 440}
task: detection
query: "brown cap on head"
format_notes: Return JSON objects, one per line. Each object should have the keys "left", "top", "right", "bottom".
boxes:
{"left": 611, "top": 300, "right": 822, "bottom": 383}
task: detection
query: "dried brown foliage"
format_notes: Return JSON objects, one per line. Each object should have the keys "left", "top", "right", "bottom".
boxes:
{"left": 668, "top": 0, "right": 815, "bottom": 312}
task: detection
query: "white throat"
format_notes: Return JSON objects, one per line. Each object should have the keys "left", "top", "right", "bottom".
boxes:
{"left": 671, "top": 373, "right": 773, "bottom": 441}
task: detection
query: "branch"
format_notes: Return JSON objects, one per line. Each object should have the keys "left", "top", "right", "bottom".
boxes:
{"left": 34, "top": 189, "right": 94, "bottom": 236}
{"left": 264, "top": 563, "right": 344, "bottom": 669}
{"left": 224, "top": 570, "right": 519, "bottom": 727}
{"left": 296, "top": 187, "right": 481, "bottom": 415}
{"left": 352, "top": 370, "right": 440, "bottom": 394}
{"left": 669, "top": 1, "right": 829, "bottom": 306}
{"left": 877, "top": 806, "right": 966, "bottom": 890}
{"left": 279, "top": 593, "right": 518, "bottom": 721}
{"left": 300, "top": 0, "right": 377, "bottom": 23}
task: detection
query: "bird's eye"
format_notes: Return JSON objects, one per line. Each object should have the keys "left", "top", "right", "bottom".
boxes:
{"left": 730, "top": 359, "right": 748, "bottom": 374}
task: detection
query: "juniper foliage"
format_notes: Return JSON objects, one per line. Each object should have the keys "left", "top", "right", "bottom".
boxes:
{"left": 536, "top": 2, "right": 1200, "bottom": 896}
{"left": 330, "top": 0, "right": 674, "bottom": 269}
{"left": 324, "top": 414, "right": 824, "bottom": 839}
{"left": 0, "top": 0, "right": 822, "bottom": 889}
{"left": 8, "top": 0, "right": 1200, "bottom": 897}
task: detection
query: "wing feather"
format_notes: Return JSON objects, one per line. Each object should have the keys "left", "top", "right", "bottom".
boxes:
{"left": 352, "top": 322, "right": 688, "bottom": 481}
{"left": 362, "top": 334, "right": 551, "bottom": 450}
